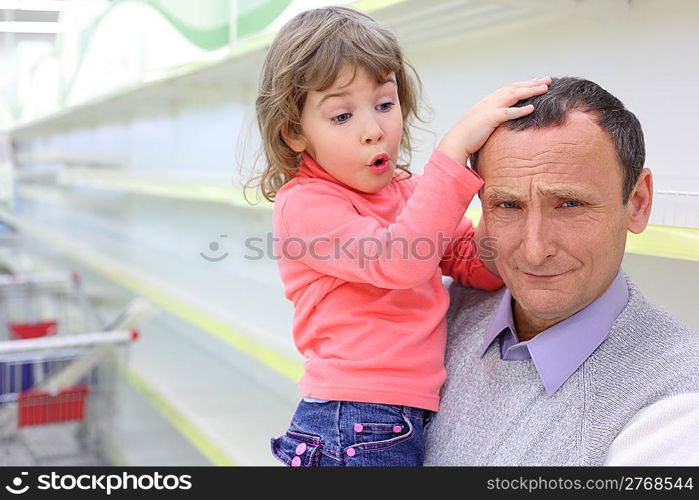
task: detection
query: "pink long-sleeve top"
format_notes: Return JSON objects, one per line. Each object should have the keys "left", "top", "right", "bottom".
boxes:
{"left": 273, "top": 149, "right": 503, "bottom": 411}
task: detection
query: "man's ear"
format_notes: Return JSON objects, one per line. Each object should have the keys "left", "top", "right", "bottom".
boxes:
{"left": 627, "top": 168, "right": 653, "bottom": 234}
{"left": 281, "top": 126, "right": 307, "bottom": 153}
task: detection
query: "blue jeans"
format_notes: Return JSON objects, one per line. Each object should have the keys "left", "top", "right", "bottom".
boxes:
{"left": 270, "top": 400, "right": 434, "bottom": 467}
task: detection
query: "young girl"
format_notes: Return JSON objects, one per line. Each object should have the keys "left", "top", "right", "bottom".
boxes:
{"left": 252, "top": 6, "right": 549, "bottom": 466}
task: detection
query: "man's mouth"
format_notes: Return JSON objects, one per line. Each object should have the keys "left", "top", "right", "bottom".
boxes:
{"left": 523, "top": 271, "right": 568, "bottom": 279}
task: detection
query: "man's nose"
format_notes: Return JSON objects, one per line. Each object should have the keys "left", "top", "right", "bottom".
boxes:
{"left": 520, "top": 212, "right": 556, "bottom": 267}
{"left": 361, "top": 116, "right": 383, "bottom": 145}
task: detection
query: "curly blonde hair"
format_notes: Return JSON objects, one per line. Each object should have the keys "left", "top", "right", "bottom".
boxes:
{"left": 246, "top": 6, "right": 425, "bottom": 203}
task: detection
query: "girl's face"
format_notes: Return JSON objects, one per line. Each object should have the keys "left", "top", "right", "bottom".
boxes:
{"left": 286, "top": 65, "right": 403, "bottom": 193}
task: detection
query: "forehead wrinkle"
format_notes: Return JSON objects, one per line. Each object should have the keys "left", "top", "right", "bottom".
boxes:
{"left": 488, "top": 145, "right": 594, "bottom": 180}
{"left": 484, "top": 168, "right": 591, "bottom": 201}
{"left": 493, "top": 159, "right": 583, "bottom": 183}
{"left": 496, "top": 138, "right": 584, "bottom": 156}
{"left": 489, "top": 137, "right": 592, "bottom": 171}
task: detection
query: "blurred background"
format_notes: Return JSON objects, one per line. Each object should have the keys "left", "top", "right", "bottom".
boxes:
{"left": 0, "top": 0, "right": 697, "bottom": 466}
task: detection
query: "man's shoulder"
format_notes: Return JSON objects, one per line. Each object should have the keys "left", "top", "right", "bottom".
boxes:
{"left": 618, "top": 275, "right": 699, "bottom": 352}
{"left": 597, "top": 275, "right": 699, "bottom": 392}
{"left": 445, "top": 281, "right": 505, "bottom": 336}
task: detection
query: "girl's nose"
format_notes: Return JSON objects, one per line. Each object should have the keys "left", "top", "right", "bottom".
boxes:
{"left": 361, "top": 120, "right": 383, "bottom": 145}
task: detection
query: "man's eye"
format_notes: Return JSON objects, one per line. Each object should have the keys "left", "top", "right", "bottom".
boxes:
{"left": 331, "top": 113, "right": 351, "bottom": 124}
{"left": 377, "top": 102, "right": 394, "bottom": 112}
{"left": 561, "top": 200, "right": 582, "bottom": 208}
{"left": 497, "top": 201, "right": 519, "bottom": 209}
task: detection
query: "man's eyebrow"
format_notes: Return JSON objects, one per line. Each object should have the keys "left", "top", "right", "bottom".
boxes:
{"left": 484, "top": 185, "right": 593, "bottom": 203}
{"left": 484, "top": 187, "right": 520, "bottom": 201}
{"left": 537, "top": 185, "right": 592, "bottom": 199}
{"left": 316, "top": 77, "right": 397, "bottom": 107}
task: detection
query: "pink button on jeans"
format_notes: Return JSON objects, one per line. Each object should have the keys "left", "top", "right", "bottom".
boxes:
{"left": 291, "top": 456, "right": 302, "bottom": 467}
{"left": 295, "top": 442, "right": 307, "bottom": 455}
{"left": 346, "top": 447, "right": 356, "bottom": 457}
{"left": 393, "top": 425, "right": 402, "bottom": 433}
{"left": 354, "top": 423, "right": 363, "bottom": 433}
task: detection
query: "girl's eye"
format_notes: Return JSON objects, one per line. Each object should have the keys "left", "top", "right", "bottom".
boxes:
{"left": 331, "top": 113, "right": 351, "bottom": 124}
{"left": 561, "top": 200, "right": 582, "bottom": 208}
{"left": 331, "top": 103, "right": 393, "bottom": 123}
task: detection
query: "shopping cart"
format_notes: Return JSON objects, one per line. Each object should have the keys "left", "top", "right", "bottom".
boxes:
{"left": 0, "top": 271, "right": 149, "bottom": 465}
{"left": 0, "top": 271, "right": 98, "bottom": 340}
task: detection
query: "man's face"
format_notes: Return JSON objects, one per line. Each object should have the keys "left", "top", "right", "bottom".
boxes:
{"left": 479, "top": 111, "right": 641, "bottom": 324}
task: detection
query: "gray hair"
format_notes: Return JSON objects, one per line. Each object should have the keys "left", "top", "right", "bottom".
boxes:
{"left": 471, "top": 77, "right": 645, "bottom": 204}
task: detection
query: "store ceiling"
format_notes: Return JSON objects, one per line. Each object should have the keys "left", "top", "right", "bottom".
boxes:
{"left": 0, "top": 0, "right": 113, "bottom": 48}
{"left": 0, "top": 9, "right": 57, "bottom": 47}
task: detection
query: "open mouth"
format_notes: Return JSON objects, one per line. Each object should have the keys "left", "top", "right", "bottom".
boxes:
{"left": 369, "top": 153, "right": 390, "bottom": 168}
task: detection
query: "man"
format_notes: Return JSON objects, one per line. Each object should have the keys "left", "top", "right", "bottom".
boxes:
{"left": 424, "top": 77, "right": 699, "bottom": 465}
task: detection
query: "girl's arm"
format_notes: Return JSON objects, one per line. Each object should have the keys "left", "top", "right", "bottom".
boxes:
{"left": 276, "top": 148, "right": 483, "bottom": 289}
{"left": 439, "top": 217, "right": 503, "bottom": 291}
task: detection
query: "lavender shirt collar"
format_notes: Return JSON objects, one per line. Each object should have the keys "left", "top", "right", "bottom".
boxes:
{"left": 479, "top": 269, "right": 629, "bottom": 395}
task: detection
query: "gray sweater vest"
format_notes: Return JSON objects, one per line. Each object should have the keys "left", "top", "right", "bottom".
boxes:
{"left": 424, "top": 275, "right": 699, "bottom": 465}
